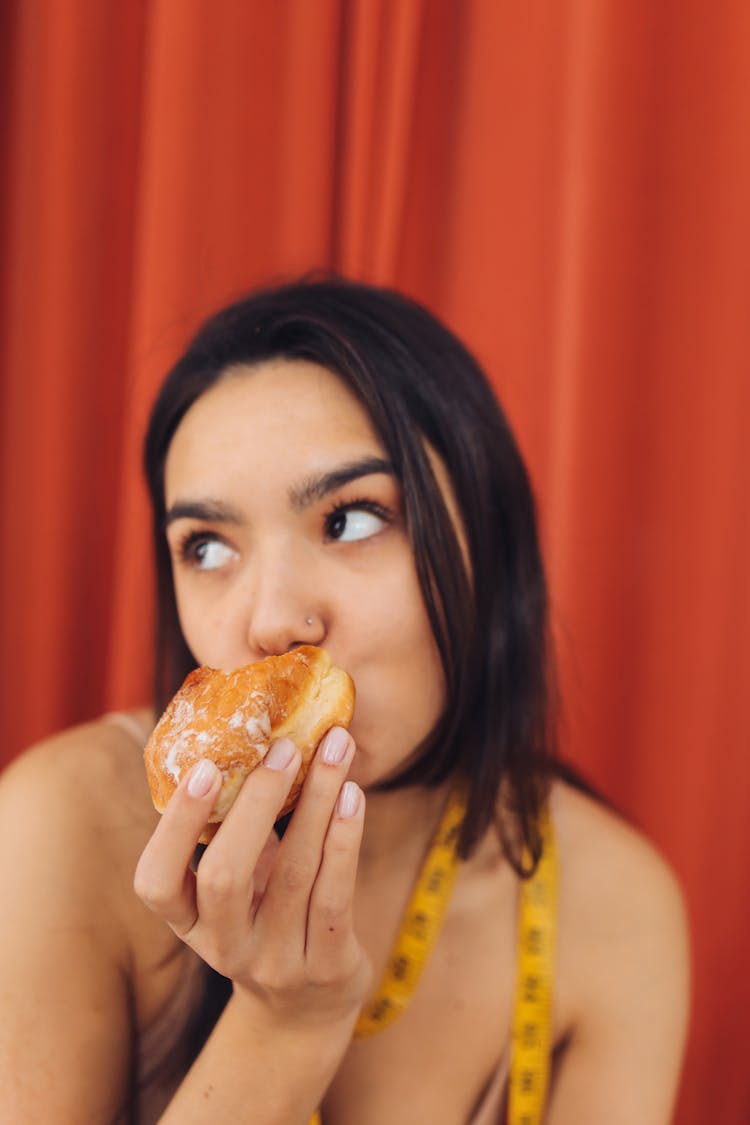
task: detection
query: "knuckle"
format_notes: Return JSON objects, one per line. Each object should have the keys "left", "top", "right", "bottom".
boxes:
{"left": 201, "top": 935, "right": 236, "bottom": 971}
{"left": 133, "top": 870, "right": 172, "bottom": 912}
{"left": 197, "top": 858, "right": 242, "bottom": 904}
{"left": 252, "top": 954, "right": 301, "bottom": 992}
{"left": 321, "top": 824, "right": 361, "bottom": 873}
{"left": 307, "top": 947, "right": 356, "bottom": 988}
{"left": 241, "top": 766, "right": 293, "bottom": 808}
{"left": 248, "top": 955, "right": 274, "bottom": 988}
{"left": 324, "top": 826, "right": 355, "bottom": 858}
{"left": 312, "top": 892, "right": 348, "bottom": 930}
{"left": 307, "top": 965, "right": 337, "bottom": 987}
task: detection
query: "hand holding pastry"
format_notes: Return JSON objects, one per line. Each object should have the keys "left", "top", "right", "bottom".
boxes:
{"left": 134, "top": 648, "right": 371, "bottom": 1033}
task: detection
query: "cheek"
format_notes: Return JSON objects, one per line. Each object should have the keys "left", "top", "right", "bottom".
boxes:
{"left": 367, "top": 556, "right": 437, "bottom": 654}
{"left": 348, "top": 567, "right": 446, "bottom": 745}
{"left": 172, "top": 584, "right": 202, "bottom": 658}
{"left": 172, "top": 578, "right": 228, "bottom": 666}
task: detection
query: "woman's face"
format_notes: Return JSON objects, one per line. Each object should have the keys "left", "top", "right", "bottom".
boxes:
{"left": 163, "top": 359, "right": 446, "bottom": 791}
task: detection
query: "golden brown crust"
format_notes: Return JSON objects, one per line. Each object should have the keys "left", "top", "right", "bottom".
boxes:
{"left": 143, "top": 646, "right": 355, "bottom": 841}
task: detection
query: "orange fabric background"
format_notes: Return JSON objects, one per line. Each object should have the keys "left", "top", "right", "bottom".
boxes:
{"left": 1, "top": 3, "right": 748, "bottom": 1122}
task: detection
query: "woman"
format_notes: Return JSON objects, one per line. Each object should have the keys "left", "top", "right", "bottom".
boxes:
{"left": 0, "top": 278, "right": 689, "bottom": 1123}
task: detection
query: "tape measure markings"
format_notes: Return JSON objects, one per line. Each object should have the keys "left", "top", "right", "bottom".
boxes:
{"left": 353, "top": 787, "right": 466, "bottom": 1039}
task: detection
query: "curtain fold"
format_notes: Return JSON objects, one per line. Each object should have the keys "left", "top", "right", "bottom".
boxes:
{"left": 2, "top": 4, "right": 748, "bottom": 1123}
{"left": 335, "top": 0, "right": 426, "bottom": 279}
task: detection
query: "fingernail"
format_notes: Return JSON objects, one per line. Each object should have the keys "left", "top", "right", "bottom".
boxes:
{"left": 336, "top": 781, "right": 360, "bottom": 818}
{"left": 321, "top": 727, "right": 350, "bottom": 765}
{"left": 187, "top": 758, "right": 219, "bottom": 798}
{"left": 264, "top": 738, "right": 296, "bottom": 770}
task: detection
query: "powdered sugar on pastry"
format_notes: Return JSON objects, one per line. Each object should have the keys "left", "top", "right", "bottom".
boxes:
{"left": 143, "top": 646, "right": 355, "bottom": 842}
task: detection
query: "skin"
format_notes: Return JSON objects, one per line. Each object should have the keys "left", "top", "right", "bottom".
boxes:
{"left": 0, "top": 359, "right": 690, "bottom": 1123}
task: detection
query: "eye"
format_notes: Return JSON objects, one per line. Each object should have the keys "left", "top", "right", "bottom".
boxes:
{"left": 325, "top": 501, "right": 389, "bottom": 543}
{"left": 176, "top": 532, "right": 239, "bottom": 572}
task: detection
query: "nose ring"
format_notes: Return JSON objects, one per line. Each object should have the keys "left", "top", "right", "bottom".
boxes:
{"left": 305, "top": 617, "right": 314, "bottom": 627}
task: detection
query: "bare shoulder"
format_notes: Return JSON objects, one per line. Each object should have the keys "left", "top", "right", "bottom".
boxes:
{"left": 547, "top": 781, "right": 691, "bottom": 1122}
{"left": 0, "top": 712, "right": 169, "bottom": 1120}
{"left": 0, "top": 712, "right": 159, "bottom": 935}
{"left": 550, "top": 780, "right": 689, "bottom": 965}
{"left": 0, "top": 711, "right": 158, "bottom": 829}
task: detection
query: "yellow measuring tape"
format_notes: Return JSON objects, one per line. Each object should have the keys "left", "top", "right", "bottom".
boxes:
{"left": 309, "top": 797, "right": 557, "bottom": 1125}
{"left": 353, "top": 785, "right": 467, "bottom": 1038}
{"left": 508, "top": 806, "right": 558, "bottom": 1125}
{"left": 308, "top": 787, "right": 465, "bottom": 1125}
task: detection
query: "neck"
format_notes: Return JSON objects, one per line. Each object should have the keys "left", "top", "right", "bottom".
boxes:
{"left": 358, "top": 780, "right": 453, "bottom": 873}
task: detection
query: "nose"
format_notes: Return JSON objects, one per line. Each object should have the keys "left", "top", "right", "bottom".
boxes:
{"left": 243, "top": 544, "right": 326, "bottom": 658}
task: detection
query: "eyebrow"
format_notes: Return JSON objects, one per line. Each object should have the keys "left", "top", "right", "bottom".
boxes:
{"left": 164, "top": 499, "right": 245, "bottom": 529}
{"left": 289, "top": 457, "right": 393, "bottom": 512}
{"left": 164, "top": 456, "right": 394, "bottom": 529}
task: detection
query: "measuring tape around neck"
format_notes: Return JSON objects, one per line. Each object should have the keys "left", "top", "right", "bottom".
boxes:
{"left": 353, "top": 785, "right": 467, "bottom": 1038}
{"left": 508, "top": 806, "right": 558, "bottom": 1125}
{"left": 307, "top": 788, "right": 465, "bottom": 1125}
{"left": 309, "top": 797, "right": 557, "bottom": 1125}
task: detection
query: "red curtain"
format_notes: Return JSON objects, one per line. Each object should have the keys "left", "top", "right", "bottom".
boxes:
{"left": 1, "top": 4, "right": 748, "bottom": 1122}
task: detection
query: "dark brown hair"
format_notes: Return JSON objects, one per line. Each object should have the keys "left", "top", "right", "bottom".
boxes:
{"left": 144, "top": 275, "right": 557, "bottom": 868}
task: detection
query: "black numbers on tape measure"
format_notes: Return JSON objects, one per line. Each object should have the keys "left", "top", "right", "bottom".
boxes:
{"left": 426, "top": 866, "right": 446, "bottom": 894}
{"left": 439, "top": 822, "right": 461, "bottom": 847}
{"left": 409, "top": 911, "right": 430, "bottom": 941}
{"left": 522, "top": 974, "right": 540, "bottom": 1004}
{"left": 354, "top": 790, "right": 467, "bottom": 1041}
{"left": 509, "top": 811, "right": 554, "bottom": 1124}
{"left": 521, "top": 1068, "right": 537, "bottom": 1094}
{"left": 524, "top": 926, "right": 543, "bottom": 955}
{"left": 391, "top": 955, "right": 411, "bottom": 982}
{"left": 369, "top": 997, "right": 393, "bottom": 1023}
{"left": 529, "top": 879, "right": 549, "bottom": 908}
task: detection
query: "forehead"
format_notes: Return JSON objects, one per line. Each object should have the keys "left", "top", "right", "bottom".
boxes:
{"left": 164, "top": 359, "right": 384, "bottom": 496}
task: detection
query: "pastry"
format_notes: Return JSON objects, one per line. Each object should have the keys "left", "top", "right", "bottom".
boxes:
{"left": 143, "top": 646, "right": 355, "bottom": 841}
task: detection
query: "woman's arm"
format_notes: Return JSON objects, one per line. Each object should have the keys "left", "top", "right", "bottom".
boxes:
{"left": 547, "top": 791, "right": 691, "bottom": 1124}
{"left": 0, "top": 721, "right": 367, "bottom": 1124}
{"left": 155, "top": 986, "right": 355, "bottom": 1123}
{"left": 0, "top": 732, "right": 136, "bottom": 1123}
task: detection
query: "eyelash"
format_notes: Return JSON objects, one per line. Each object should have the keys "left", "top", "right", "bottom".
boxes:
{"left": 174, "top": 530, "right": 228, "bottom": 567}
{"left": 323, "top": 497, "right": 392, "bottom": 540}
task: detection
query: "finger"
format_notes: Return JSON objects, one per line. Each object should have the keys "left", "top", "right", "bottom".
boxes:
{"left": 258, "top": 727, "right": 356, "bottom": 945}
{"left": 195, "top": 740, "right": 300, "bottom": 931}
{"left": 306, "top": 782, "right": 365, "bottom": 973}
{"left": 133, "top": 758, "right": 222, "bottom": 936}
{"left": 251, "top": 831, "right": 281, "bottom": 913}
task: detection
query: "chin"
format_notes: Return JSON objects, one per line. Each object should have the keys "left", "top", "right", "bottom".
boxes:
{"left": 340, "top": 742, "right": 384, "bottom": 791}
{"left": 344, "top": 736, "right": 423, "bottom": 793}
